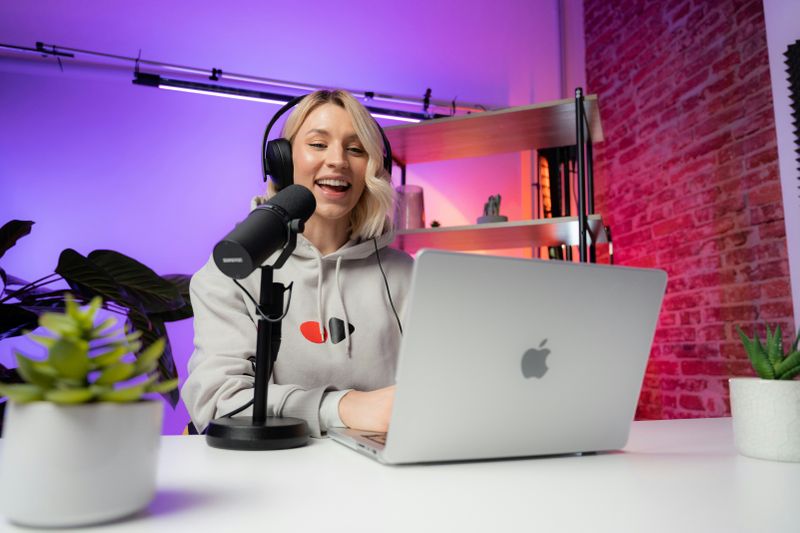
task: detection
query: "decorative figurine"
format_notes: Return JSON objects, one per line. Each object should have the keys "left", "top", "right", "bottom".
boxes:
{"left": 477, "top": 194, "right": 508, "bottom": 224}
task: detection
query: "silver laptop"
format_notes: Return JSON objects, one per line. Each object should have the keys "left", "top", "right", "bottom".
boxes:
{"left": 328, "top": 249, "right": 667, "bottom": 464}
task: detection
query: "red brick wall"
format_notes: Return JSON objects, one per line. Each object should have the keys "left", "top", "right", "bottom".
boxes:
{"left": 584, "top": 0, "right": 796, "bottom": 419}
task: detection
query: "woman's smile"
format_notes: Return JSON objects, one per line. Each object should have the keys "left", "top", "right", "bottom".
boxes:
{"left": 314, "top": 175, "right": 352, "bottom": 199}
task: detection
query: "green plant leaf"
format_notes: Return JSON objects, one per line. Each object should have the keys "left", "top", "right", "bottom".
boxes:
{"left": 778, "top": 364, "right": 800, "bottom": 380}
{"left": 27, "top": 333, "right": 57, "bottom": 348}
{"left": 14, "top": 352, "right": 56, "bottom": 388}
{"left": 88, "top": 383, "right": 111, "bottom": 394}
{"left": 84, "top": 295, "right": 103, "bottom": 322}
{"left": 95, "top": 363, "right": 136, "bottom": 385}
{"left": 89, "top": 344, "right": 129, "bottom": 368}
{"left": 0, "top": 383, "right": 44, "bottom": 402}
{"left": 149, "top": 274, "right": 193, "bottom": 322}
{"left": 64, "top": 293, "right": 81, "bottom": 320}
{"left": 765, "top": 325, "right": 783, "bottom": 366}
{"left": 87, "top": 250, "right": 183, "bottom": 314}
{"left": 91, "top": 316, "right": 118, "bottom": 337}
{"left": 58, "top": 377, "right": 86, "bottom": 388}
{"left": 54, "top": 249, "right": 130, "bottom": 310}
{"left": 97, "top": 384, "right": 145, "bottom": 402}
{"left": 125, "top": 330, "right": 143, "bottom": 342}
{"left": 39, "top": 312, "right": 81, "bottom": 337}
{"left": 776, "top": 351, "right": 800, "bottom": 378}
{"left": 71, "top": 295, "right": 104, "bottom": 332}
{"left": 736, "top": 327, "right": 775, "bottom": 379}
{"left": 752, "top": 336, "right": 776, "bottom": 379}
{"left": 48, "top": 337, "right": 90, "bottom": 380}
{"left": 792, "top": 329, "right": 800, "bottom": 353}
{"left": 96, "top": 373, "right": 157, "bottom": 402}
{"left": 135, "top": 338, "right": 165, "bottom": 373}
{"left": 0, "top": 220, "right": 34, "bottom": 261}
{"left": 147, "top": 378, "right": 179, "bottom": 394}
{"left": 44, "top": 388, "right": 94, "bottom": 404}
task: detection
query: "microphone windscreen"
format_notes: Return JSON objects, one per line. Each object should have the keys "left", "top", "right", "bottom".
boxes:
{"left": 267, "top": 184, "right": 316, "bottom": 223}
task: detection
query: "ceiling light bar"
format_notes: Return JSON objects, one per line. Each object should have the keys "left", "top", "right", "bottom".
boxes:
{"left": 1, "top": 41, "right": 490, "bottom": 115}
{"left": 158, "top": 85, "right": 289, "bottom": 105}
{"left": 133, "top": 72, "right": 429, "bottom": 122}
{"left": 369, "top": 113, "right": 421, "bottom": 124}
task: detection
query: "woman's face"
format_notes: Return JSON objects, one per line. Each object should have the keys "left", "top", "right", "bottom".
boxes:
{"left": 291, "top": 103, "right": 369, "bottom": 224}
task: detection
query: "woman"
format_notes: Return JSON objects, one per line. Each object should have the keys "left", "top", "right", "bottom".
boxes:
{"left": 182, "top": 90, "right": 413, "bottom": 437}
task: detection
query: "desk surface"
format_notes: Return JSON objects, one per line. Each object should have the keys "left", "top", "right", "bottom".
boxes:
{"left": 4, "top": 418, "right": 799, "bottom": 532}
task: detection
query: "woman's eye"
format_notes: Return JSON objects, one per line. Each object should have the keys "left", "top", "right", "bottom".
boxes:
{"left": 309, "top": 143, "right": 326, "bottom": 149}
{"left": 348, "top": 146, "right": 365, "bottom": 154}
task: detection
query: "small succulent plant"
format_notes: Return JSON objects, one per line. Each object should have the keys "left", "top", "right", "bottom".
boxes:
{"left": 0, "top": 295, "right": 177, "bottom": 404}
{"left": 736, "top": 325, "right": 800, "bottom": 380}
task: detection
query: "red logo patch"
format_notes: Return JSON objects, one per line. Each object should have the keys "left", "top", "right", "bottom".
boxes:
{"left": 300, "top": 321, "right": 328, "bottom": 343}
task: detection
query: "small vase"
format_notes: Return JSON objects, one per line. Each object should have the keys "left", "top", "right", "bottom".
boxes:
{"left": 729, "top": 377, "right": 800, "bottom": 462}
{"left": 0, "top": 400, "right": 163, "bottom": 527}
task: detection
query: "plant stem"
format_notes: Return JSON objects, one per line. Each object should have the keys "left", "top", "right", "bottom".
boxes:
{"left": 0, "top": 273, "right": 61, "bottom": 303}
{"left": 102, "top": 303, "right": 129, "bottom": 315}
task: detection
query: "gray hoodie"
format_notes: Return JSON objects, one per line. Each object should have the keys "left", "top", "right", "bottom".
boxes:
{"left": 181, "top": 202, "right": 414, "bottom": 437}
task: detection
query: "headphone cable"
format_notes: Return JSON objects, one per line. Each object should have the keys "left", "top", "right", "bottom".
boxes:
{"left": 373, "top": 238, "right": 403, "bottom": 335}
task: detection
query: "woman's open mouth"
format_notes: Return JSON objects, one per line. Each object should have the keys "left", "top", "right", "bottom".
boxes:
{"left": 314, "top": 178, "right": 352, "bottom": 197}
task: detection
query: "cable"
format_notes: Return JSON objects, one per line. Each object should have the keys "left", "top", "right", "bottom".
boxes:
{"left": 217, "top": 358, "right": 257, "bottom": 420}
{"left": 218, "top": 399, "right": 254, "bottom": 419}
{"left": 233, "top": 279, "right": 294, "bottom": 322}
{"left": 374, "top": 238, "right": 403, "bottom": 335}
{"left": 215, "top": 278, "right": 294, "bottom": 423}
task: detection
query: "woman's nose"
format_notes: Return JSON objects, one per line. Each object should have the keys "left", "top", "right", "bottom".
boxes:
{"left": 325, "top": 145, "right": 349, "bottom": 168}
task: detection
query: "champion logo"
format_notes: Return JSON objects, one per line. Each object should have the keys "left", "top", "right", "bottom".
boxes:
{"left": 300, "top": 318, "right": 355, "bottom": 344}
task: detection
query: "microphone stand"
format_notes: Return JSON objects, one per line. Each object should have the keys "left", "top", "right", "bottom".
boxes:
{"left": 206, "top": 220, "right": 311, "bottom": 450}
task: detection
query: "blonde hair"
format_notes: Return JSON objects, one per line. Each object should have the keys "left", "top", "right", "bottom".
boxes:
{"left": 277, "top": 89, "right": 394, "bottom": 240}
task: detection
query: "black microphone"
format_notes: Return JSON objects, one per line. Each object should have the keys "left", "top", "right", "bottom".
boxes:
{"left": 213, "top": 185, "right": 316, "bottom": 278}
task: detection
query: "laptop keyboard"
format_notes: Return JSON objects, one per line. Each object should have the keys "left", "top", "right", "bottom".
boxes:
{"left": 363, "top": 433, "right": 387, "bottom": 445}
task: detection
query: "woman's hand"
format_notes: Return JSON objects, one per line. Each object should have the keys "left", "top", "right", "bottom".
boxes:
{"left": 338, "top": 385, "right": 395, "bottom": 432}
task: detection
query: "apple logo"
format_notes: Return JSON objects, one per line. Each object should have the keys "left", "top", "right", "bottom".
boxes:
{"left": 521, "top": 339, "right": 551, "bottom": 379}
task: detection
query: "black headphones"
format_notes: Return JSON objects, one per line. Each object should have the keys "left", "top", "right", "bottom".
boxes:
{"left": 261, "top": 94, "right": 394, "bottom": 190}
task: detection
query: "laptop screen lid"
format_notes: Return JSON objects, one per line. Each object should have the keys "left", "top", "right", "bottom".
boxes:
{"left": 381, "top": 250, "right": 667, "bottom": 464}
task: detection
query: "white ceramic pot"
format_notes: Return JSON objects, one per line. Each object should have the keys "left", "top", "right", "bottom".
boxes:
{"left": 0, "top": 400, "right": 163, "bottom": 527}
{"left": 729, "top": 377, "right": 800, "bottom": 462}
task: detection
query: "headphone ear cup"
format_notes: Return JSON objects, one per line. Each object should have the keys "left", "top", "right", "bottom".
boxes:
{"left": 376, "top": 123, "right": 393, "bottom": 176}
{"left": 265, "top": 138, "right": 294, "bottom": 190}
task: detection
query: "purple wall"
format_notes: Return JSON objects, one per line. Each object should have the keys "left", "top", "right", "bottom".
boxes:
{"left": 0, "top": 0, "right": 575, "bottom": 433}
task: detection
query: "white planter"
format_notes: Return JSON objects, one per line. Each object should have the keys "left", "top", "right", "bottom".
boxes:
{"left": 729, "top": 377, "right": 800, "bottom": 462}
{"left": 0, "top": 400, "right": 163, "bottom": 527}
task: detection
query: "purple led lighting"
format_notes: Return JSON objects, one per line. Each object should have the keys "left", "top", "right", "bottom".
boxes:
{"left": 158, "top": 84, "right": 288, "bottom": 105}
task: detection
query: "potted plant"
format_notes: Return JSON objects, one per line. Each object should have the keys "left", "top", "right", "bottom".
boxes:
{"left": 0, "top": 295, "right": 178, "bottom": 528}
{"left": 731, "top": 325, "right": 800, "bottom": 462}
{"left": 0, "top": 219, "right": 192, "bottom": 436}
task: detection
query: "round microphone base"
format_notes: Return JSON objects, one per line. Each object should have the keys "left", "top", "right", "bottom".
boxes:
{"left": 205, "top": 416, "right": 310, "bottom": 450}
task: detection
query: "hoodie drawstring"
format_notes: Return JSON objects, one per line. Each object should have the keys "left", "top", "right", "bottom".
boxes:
{"left": 334, "top": 256, "right": 352, "bottom": 357}
{"left": 315, "top": 255, "right": 325, "bottom": 342}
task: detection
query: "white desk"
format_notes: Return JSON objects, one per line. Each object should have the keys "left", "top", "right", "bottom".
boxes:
{"left": 4, "top": 418, "right": 799, "bottom": 532}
